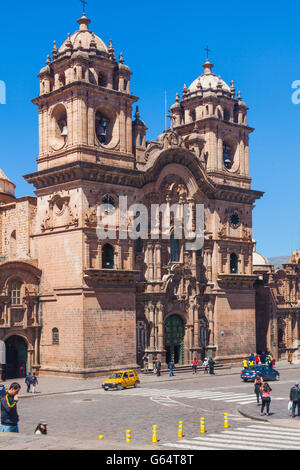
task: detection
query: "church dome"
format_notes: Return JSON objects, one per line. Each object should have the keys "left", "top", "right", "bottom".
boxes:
{"left": 189, "top": 59, "right": 231, "bottom": 93}
{"left": 58, "top": 14, "right": 108, "bottom": 55}
{"left": 0, "top": 169, "right": 15, "bottom": 201}
{"left": 253, "top": 251, "right": 269, "bottom": 266}
{"left": 252, "top": 240, "right": 269, "bottom": 266}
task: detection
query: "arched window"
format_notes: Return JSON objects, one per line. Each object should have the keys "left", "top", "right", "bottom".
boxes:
{"left": 223, "top": 142, "right": 233, "bottom": 169}
{"left": 135, "top": 237, "right": 143, "bottom": 253}
{"left": 233, "top": 104, "right": 239, "bottom": 123}
{"left": 9, "top": 280, "right": 22, "bottom": 305}
{"left": 52, "top": 328, "right": 59, "bottom": 345}
{"left": 230, "top": 253, "right": 238, "bottom": 274}
{"left": 98, "top": 73, "right": 107, "bottom": 87}
{"left": 102, "top": 195, "right": 116, "bottom": 214}
{"left": 223, "top": 108, "right": 230, "bottom": 121}
{"left": 95, "top": 111, "right": 110, "bottom": 144}
{"left": 102, "top": 244, "right": 114, "bottom": 269}
{"left": 170, "top": 234, "right": 180, "bottom": 262}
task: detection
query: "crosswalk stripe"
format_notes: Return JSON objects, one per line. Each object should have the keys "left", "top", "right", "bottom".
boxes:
{"left": 191, "top": 436, "right": 300, "bottom": 450}
{"left": 163, "top": 439, "right": 277, "bottom": 451}
{"left": 249, "top": 425, "right": 300, "bottom": 434}
{"left": 210, "top": 430, "right": 300, "bottom": 445}
{"left": 163, "top": 424, "right": 300, "bottom": 450}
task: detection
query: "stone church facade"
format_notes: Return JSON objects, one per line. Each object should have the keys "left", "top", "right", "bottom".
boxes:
{"left": 0, "top": 13, "right": 272, "bottom": 378}
{"left": 254, "top": 249, "right": 300, "bottom": 362}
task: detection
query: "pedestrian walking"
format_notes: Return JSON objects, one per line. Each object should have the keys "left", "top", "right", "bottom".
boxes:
{"left": 142, "top": 353, "right": 149, "bottom": 373}
{"left": 254, "top": 373, "right": 264, "bottom": 404}
{"left": 289, "top": 382, "right": 300, "bottom": 418}
{"left": 192, "top": 358, "right": 198, "bottom": 374}
{"left": 261, "top": 382, "right": 272, "bottom": 416}
{"left": 1, "top": 382, "right": 21, "bottom": 433}
{"left": 25, "top": 373, "right": 31, "bottom": 393}
{"left": 156, "top": 360, "right": 161, "bottom": 377}
{"left": 255, "top": 354, "right": 260, "bottom": 365}
{"left": 208, "top": 358, "right": 215, "bottom": 375}
{"left": 203, "top": 358, "right": 209, "bottom": 374}
{"left": 168, "top": 360, "right": 174, "bottom": 377}
{"left": 30, "top": 373, "right": 38, "bottom": 394}
{"left": 242, "top": 359, "right": 249, "bottom": 369}
{"left": 288, "top": 351, "right": 293, "bottom": 365}
{"left": 152, "top": 356, "right": 158, "bottom": 374}
{"left": 34, "top": 421, "right": 47, "bottom": 435}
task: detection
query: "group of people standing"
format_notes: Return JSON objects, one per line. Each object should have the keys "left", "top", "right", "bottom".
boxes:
{"left": 142, "top": 354, "right": 216, "bottom": 377}
{"left": 243, "top": 352, "right": 275, "bottom": 369}
{"left": 254, "top": 374, "right": 300, "bottom": 419}
{"left": 192, "top": 358, "right": 215, "bottom": 375}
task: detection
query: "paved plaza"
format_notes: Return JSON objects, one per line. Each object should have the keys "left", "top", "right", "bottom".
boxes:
{"left": 1, "top": 362, "right": 300, "bottom": 450}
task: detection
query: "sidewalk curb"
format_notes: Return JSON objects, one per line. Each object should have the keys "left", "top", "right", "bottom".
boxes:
{"left": 238, "top": 408, "right": 269, "bottom": 423}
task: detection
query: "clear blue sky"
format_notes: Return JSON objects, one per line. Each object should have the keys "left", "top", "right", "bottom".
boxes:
{"left": 0, "top": 0, "right": 299, "bottom": 258}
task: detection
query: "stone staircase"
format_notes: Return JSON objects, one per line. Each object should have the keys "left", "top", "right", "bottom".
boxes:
{"left": 140, "top": 363, "right": 231, "bottom": 374}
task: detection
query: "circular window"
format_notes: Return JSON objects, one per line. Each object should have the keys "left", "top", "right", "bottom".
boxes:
{"left": 230, "top": 212, "right": 240, "bottom": 229}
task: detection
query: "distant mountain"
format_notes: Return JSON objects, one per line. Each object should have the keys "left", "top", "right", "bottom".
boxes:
{"left": 268, "top": 256, "right": 290, "bottom": 268}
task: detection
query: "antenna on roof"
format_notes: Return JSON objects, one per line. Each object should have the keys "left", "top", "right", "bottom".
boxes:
{"left": 165, "top": 91, "right": 167, "bottom": 131}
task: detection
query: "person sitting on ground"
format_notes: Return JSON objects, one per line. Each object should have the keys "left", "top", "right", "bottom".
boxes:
{"left": 34, "top": 421, "right": 47, "bottom": 435}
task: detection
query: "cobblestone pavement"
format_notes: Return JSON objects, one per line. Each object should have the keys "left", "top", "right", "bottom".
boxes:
{"left": 1, "top": 364, "right": 300, "bottom": 450}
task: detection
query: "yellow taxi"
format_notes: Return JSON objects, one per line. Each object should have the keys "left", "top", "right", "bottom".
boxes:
{"left": 102, "top": 369, "right": 140, "bottom": 391}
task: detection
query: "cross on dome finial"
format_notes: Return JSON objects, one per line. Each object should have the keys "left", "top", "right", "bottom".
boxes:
{"left": 204, "top": 44, "right": 211, "bottom": 60}
{"left": 80, "top": 0, "right": 88, "bottom": 13}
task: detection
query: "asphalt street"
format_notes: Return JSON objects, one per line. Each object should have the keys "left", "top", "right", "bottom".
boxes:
{"left": 9, "top": 367, "right": 300, "bottom": 449}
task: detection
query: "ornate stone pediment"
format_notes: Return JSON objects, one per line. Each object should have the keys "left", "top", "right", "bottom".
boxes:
{"left": 41, "top": 192, "right": 79, "bottom": 232}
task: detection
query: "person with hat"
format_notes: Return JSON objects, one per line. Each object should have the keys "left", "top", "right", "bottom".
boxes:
{"left": 289, "top": 382, "right": 300, "bottom": 418}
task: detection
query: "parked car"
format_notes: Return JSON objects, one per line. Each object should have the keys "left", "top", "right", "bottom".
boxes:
{"left": 102, "top": 369, "right": 140, "bottom": 391}
{"left": 241, "top": 365, "right": 280, "bottom": 382}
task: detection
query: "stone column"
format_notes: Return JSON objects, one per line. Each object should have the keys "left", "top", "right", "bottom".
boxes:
{"left": 119, "top": 102, "right": 126, "bottom": 152}
{"left": 207, "top": 250, "right": 213, "bottom": 282}
{"left": 226, "top": 250, "right": 230, "bottom": 274}
{"left": 149, "top": 303, "right": 155, "bottom": 350}
{"left": 155, "top": 244, "right": 162, "bottom": 281}
{"left": 217, "top": 137, "right": 223, "bottom": 170}
{"left": 157, "top": 303, "right": 164, "bottom": 351}
{"left": 193, "top": 306, "right": 199, "bottom": 348}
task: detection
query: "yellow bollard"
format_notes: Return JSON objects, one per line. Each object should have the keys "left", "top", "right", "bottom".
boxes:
{"left": 152, "top": 425, "right": 158, "bottom": 443}
{"left": 200, "top": 417, "right": 205, "bottom": 434}
{"left": 126, "top": 429, "right": 131, "bottom": 443}
{"left": 178, "top": 421, "right": 183, "bottom": 438}
{"left": 224, "top": 413, "right": 229, "bottom": 429}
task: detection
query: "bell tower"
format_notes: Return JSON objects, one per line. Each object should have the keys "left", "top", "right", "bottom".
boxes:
{"left": 24, "top": 14, "right": 140, "bottom": 377}
{"left": 170, "top": 58, "right": 252, "bottom": 189}
{"left": 35, "top": 14, "right": 138, "bottom": 171}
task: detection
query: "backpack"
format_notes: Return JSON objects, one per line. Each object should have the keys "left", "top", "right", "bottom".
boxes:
{"left": 30, "top": 375, "right": 37, "bottom": 385}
